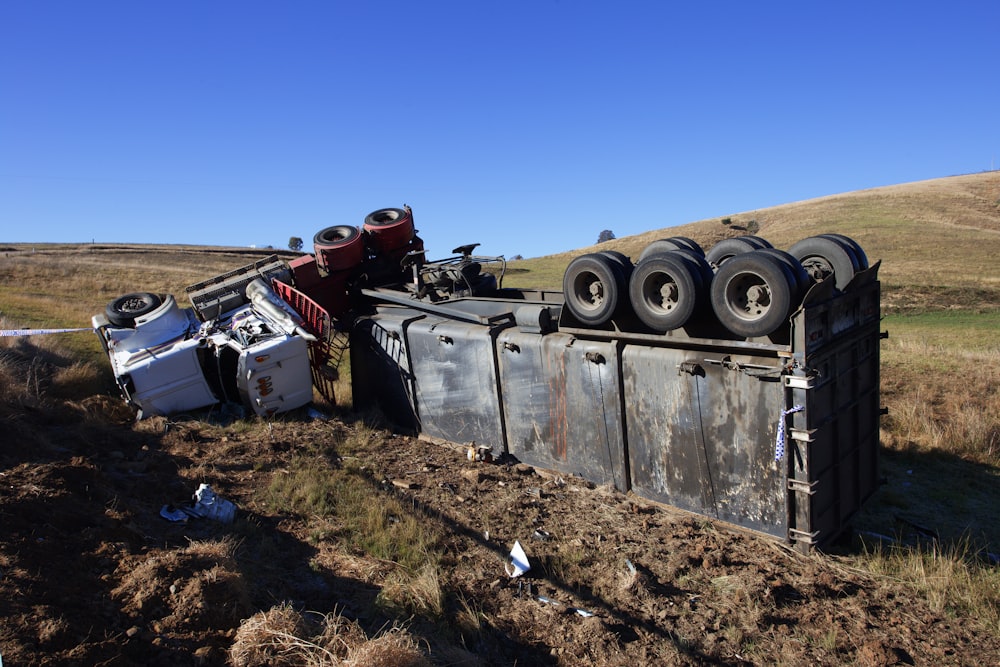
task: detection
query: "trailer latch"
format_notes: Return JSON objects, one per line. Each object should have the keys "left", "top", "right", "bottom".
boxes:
{"left": 678, "top": 361, "right": 704, "bottom": 377}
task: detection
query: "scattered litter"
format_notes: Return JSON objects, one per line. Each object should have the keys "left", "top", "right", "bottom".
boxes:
{"left": 307, "top": 407, "right": 329, "bottom": 421}
{"left": 532, "top": 529, "right": 551, "bottom": 541}
{"left": 466, "top": 443, "right": 493, "bottom": 462}
{"left": 535, "top": 595, "right": 594, "bottom": 618}
{"left": 159, "top": 505, "right": 189, "bottom": 522}
{"left": 391, "top": 479, "right": 416, "bottom": 490}
{"left": 160, "top": 484, "right": 237, "bottom": 523}
{"left": 505, "top": 540, "right": 530, "bottom": 577}
{"left": 625, "top": 559, "right": 637, "bottom": 575}
{"left": 192, "top": 483, "right": 236, "bottom": 523}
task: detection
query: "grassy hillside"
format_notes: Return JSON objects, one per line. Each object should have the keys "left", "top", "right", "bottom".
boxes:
{"left": 504, "top": 171, "right": 1000, "bottom": 298}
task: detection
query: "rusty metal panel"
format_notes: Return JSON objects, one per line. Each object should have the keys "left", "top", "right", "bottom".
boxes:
{"left": 497, "top": 330, "right": 628, "bottom": 490}
{"left": 624, "top": 345, "right": 788, "bottom": 538}
{"left": 404, "top": 316, "right": 508, "bottom": 452}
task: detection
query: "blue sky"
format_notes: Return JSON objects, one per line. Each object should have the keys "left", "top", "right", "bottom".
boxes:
{"left": 1, "top": 1, "right": 997, "bottom": 259}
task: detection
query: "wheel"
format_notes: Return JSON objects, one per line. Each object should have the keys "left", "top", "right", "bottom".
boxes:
{"left": 741, "top": 235, "right": 773, "bottom": 249}
{"left": 668, "top": 236, "right": 705, "bottom": 256}
{"left": 788, "top": 235, "right": 859, "bottom": 291}
{"left": 670, "top": 248, "right": 715, "bottom": 286}
{"left": 562, "top": 253, "right": 625, "bottom": 327}
{"left": 706, "top": 237, "right": 765, "bottom": 270}
{"left": 629, "top": 253, "right": 703, "bottom": 332}
{"left": 755, "top": 248, "right": 810, "bottom": 301}
{"left": 818, "top": 233, "right": 869, "bottom": 270}
{"left": 638, "top": 237, "right": 705, "bottom": 263}
{"left": 711, "top": 253, "right": 793, "bottom": 338}
{"left": 105, "top": 292, "right": 163, "bottom": 328}
{"left": 599, "top": 250, "right": 634, "bottom": 281}
{"left": 313, "top": 225, "right": 364, "bottom": 272}
{"left": 363, "top": 207, "right": 415, "bottom": 253}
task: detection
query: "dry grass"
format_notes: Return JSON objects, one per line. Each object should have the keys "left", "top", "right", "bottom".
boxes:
{"left": 858, "top": 537, "right": 1000, "bottom": 636}
{"left": 229, "top": 604, "right": 430, "bottom": 667}
{"left": 261, "top": 429, "right": 446, "bottom": 620}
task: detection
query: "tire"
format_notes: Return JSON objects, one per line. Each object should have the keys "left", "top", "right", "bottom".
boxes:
{"left": 670, "top": 248, "right": 715, "bottom": 287}
{"left": 741, "top": 235, "right": 773, "bottom": 249}
{"left": 706, "top": 237, "right": 764, "bottom": 270}
{"left": 711, "top": 253, "right": 793, "bottom": 338}
{"left": 629, "top": 253, "right": 703, "bottom": 332}
{"left": 788, "top": 235, "right": 859, "bottom": 291}
{"left": 562, "top": 253, "right": 625, "bottom": 327}
{"left": 106, "top": 292, "right": 163, "bottom": 328}
{"left": 363, "top": 207, "right": 415, "bottom": 253}
{"left": 313, "top": 225, "right": 364, "bottom": 272}
{"left": 755, "top": 248, "right": 810, "bottom": 301}
{"left": 599, "top": 250, "right": 634, "bottom": 281}
{"left": 818, "top": 233, "right": 869, "bottom": 270}
{"left": 638, "top": 237, "right": 705, "bottom": 263}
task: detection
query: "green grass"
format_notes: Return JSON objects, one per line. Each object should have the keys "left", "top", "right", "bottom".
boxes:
{"left": 883, "top": 310, "right": 1000, "bottom": 349}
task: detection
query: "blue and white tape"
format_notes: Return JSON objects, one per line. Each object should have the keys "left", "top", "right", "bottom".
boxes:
{"left": 775, "top": 404, "right": 804, "bottom": 461}
{"left": 0, "top": 327, "right": 94, "bottom": 337}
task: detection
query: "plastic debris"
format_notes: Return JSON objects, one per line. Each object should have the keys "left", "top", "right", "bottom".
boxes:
{"left": 192, "top": 483, "right": 236, "bottom": 523}
{"left": 466, "top": 443, "right": 494, "bottom": 462}
{"left": 159, "top": 505, "right": 190, "bottom": 522}
{"left": 505, "top": 540, "right": 530, "bottom": 577}
{"left": 307, "top": 407, "right": 329, "bottom": 421}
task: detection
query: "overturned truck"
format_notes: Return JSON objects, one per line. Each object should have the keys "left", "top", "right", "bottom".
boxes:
{"left": 96, "top": 206, "right": 882, "bottom": 551}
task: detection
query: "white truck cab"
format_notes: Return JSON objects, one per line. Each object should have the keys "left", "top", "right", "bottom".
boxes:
{"left": 93, "top": 258, "right": 315, "bottom": 419}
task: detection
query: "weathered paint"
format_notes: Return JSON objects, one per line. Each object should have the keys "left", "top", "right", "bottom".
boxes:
{"left": 405, "top": 316, "right": 508, "bottom": 451}
{"left": 623, "top": 346, "right": 787, "bottom": 537}
{"left": 497, "top": 330, "right": 628, "bottom": 490}
{"left": 350, "top": 272, "right": 881, "bottom": 550}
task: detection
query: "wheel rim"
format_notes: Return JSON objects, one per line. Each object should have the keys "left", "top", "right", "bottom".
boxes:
{"left": 726, "top": 272, "right": 773, "bottom": 322}
{"left": 799, "top": 255, "right": 835, "bottom": 282}
{"left": 573, "top": 271, "right": 605, "bottom": 312}
{"left": 120, "top": 295, "right": 154, "bottom": 313}
{"left": 642, "top": 273, "right": 679, "bottom": 314}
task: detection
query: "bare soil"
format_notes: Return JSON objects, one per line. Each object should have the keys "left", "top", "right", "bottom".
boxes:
{"left": 1, "top": 394, "right": 996, "bottom": 666}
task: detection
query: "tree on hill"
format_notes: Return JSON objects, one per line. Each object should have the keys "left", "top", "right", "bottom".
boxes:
{"left": 597, "top": 229, "right": 616, "bottom": 243}
{"left": 288, "top": 236, "right": 304, "bottom": 252}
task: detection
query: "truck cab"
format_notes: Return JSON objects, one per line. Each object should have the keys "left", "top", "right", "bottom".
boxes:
{"left": 93, "top": 258, "right": 315, "bottom": 419}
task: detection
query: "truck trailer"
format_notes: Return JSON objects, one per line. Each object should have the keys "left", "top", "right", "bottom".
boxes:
{"left": 95, "top": 206, "right": 882, "bottom": 550}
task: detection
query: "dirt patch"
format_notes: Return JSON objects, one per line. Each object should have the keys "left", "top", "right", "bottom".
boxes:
{"left": 0, "top": 400, "right": 997, "bottom": 666}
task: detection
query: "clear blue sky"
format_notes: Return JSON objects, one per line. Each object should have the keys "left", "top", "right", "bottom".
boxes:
{"left": 2, "top": 1, "right": 997, "bottom": 259}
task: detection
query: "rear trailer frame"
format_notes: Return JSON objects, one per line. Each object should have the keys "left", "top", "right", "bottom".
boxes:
{"left": 350, "top": 266, "right": 881, "bottom": 552}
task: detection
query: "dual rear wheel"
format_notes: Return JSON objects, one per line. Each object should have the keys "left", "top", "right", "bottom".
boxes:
{"left": 562, "top": 234, "right": 867, "bottom": 338}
